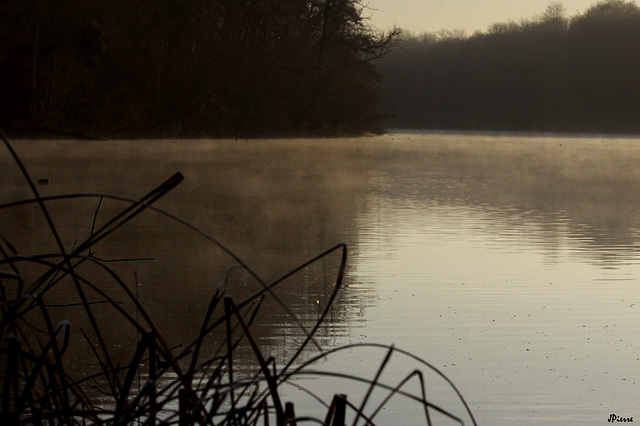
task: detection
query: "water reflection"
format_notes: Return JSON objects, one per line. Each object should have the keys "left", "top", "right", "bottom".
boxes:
{"left": 346, "top": 133, "right": 640, "bottom": 425}
{"left": 2, "top": 134, "right": 640, "bottom": 424}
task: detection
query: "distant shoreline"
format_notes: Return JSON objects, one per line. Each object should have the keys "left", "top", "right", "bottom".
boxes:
{"left": 7, "top": 125, "right": 640, "bottom": 142}
{"left": 5, "top": 127, "right": 105, "bottom": 141}
{"left": 387, "top": 128, "right": 640, "bottom": 140}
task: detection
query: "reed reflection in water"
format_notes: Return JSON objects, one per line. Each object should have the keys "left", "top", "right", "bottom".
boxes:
{"left": 2, "top": 133, "right": 640, "bottom": 425}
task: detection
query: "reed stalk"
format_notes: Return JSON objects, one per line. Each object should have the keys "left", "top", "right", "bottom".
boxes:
{"left": 0, "top": 131, "right": 476, "bottom": 425}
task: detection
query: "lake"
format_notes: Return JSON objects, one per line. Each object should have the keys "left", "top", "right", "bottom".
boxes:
{"left": 1, "top": 132, "right": 639, "bottom": 425}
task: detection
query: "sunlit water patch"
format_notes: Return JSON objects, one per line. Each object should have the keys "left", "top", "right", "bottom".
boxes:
{"left": 346, "top": 191, "right": 640, "bottom": 425}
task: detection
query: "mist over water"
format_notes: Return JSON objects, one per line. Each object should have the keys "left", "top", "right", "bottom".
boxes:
{"left": 2, "top": 132, "right": 639, "bottom": 424}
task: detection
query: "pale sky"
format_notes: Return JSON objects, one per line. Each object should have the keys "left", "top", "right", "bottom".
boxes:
{"left": 366, "top": 0, "right": 602, "bottom": 34}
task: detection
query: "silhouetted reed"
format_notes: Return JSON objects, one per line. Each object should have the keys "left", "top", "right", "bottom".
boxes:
{"left": 0, "top": 130, "right": 476, "bottom": 425}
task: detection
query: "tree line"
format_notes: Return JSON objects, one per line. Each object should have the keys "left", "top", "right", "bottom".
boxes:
{"left": 0, "top": 0, "right": 397, "bottom": 138}
{"left": 376, "top": 0, "right": 640, "bottom": 134}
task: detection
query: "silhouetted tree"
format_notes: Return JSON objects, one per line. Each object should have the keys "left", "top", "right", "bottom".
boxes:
{"left": 0, "top": 0, "right": 397, "bottom": 137}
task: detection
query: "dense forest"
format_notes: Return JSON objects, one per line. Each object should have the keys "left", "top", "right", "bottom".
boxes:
{"left": 0, "top": 0, "right": 397, "bottom": 138}
{"left": 4, "top": 0, "right": 640, "bottom": 138}
{"left": 377, "top": 0, "right": 640, "bottom": 134}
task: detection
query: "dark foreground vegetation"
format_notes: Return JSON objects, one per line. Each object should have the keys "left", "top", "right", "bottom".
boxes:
{"left": 378, "top": 0, "right": 640, "bottom": 134}
{"left": 0, "top": 1, "right": 396, "bottom": 138}
{"left": 0, "top": 132, "right": 476, "bottom": 424}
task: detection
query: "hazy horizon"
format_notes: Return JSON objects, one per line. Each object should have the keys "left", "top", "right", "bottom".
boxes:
{"left": 367, "top": 0, "right": 599, "bottom": 34}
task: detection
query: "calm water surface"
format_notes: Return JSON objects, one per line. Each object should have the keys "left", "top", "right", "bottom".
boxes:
{"left": 2, "top": 132, "right": 640, "bottom": 425}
